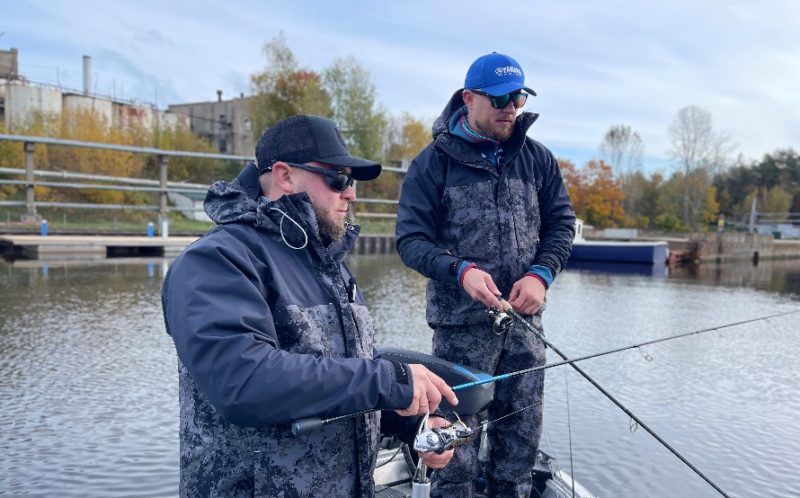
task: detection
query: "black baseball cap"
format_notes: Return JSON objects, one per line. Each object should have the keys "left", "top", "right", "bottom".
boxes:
{"left": 255, "top": 115, "right": 382, "bottom": 181}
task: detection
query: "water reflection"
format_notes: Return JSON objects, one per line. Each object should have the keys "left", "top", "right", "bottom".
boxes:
{"left": 1, "top": 255, "right": 799, "bottom": 497}
{"left": 670, "top": 259, "right": 800, "bottom": 297}
{"left": 566, "top": 260, "right": 669, "bottom": 278}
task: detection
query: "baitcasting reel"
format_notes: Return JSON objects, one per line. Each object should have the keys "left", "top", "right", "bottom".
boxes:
{"left": 488, "top": 307, "right": 513, "bottom": 335}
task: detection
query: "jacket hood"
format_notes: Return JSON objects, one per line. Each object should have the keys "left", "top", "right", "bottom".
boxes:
{"left": 431, "top": 89, "right": 540, "bottom": 161}
{"left": 203, "top": 167, "right": 359, "bottom": 260}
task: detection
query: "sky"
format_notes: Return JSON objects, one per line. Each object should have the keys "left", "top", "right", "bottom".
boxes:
{"left": 3, "top": 0, "right": 799, "bottom": 171}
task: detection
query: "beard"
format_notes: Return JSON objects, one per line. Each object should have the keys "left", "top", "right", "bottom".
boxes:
{"left": 477, "top": 119, "right": 514, "bottom": 142}
{"left": 313, "top": 204, "right": 347, "bottom": 246}
{"left": 470, "top": 111, "right": 516, "bottom": 142}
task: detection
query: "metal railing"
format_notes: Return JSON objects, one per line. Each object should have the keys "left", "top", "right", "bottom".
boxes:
{"left": 0, "top": 133, "right": 406, "bottom": 227}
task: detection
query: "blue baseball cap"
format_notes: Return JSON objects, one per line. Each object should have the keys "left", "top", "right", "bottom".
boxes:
{"left": 464, "top": 52, "right": 536, "bottom": 97}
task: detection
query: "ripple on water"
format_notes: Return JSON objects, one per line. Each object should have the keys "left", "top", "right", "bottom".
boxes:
{"left": 2, "top": 257, "right": 800, "bottom": 497}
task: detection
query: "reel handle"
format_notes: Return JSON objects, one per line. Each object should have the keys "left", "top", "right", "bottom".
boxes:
{"left": 291, "top": 417, "right": 325, "bottom": 436}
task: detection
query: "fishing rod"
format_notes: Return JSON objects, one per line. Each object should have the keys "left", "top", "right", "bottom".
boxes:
{"left": 292, "top": 307, "right": 799, "bottom": 438}
{"left": 451, "top": 307, "right": 800, "bottom": 391}
{"left": 497, "top": 299, "right": 734, "bottom": 498}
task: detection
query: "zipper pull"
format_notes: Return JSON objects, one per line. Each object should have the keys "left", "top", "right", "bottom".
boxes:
{"left": 347, "top": 277, "right": 357, "bottom": 303}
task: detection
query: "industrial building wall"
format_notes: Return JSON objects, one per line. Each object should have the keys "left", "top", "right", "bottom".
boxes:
{"left": 63, "top": 94, "right": 114, "bottom": 125}
{"left": 4, "top": 81, "right": 63, "bottom": 129}
{"left": 167, "top": 95, "right": 254, "bottom": 156}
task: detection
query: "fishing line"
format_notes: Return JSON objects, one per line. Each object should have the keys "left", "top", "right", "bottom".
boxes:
{"left": 294, "top": 306, "right": 800, "bottom": 457}
{"left": 565, "top": 370, "right": 576, "bottom": 498}
{"left": 452, "top": 307, "right": 800, "bottom": 391}
{"left": 499, "top": 299, "right": 733, "bottom": 498}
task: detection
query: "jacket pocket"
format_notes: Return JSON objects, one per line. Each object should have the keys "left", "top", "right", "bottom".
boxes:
{"left": 506, "top": 177, "right": 541, "bottom": 253}
{"left": 442, "top": 182, "right": 501, "bottom": 259}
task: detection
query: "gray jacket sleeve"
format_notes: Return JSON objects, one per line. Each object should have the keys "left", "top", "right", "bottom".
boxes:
{"left": 395, "top": 150, "right": 461, "bottom": 283}
{"left": 162, "top": 233, "right": 413, "bottom": 427}
{"left": 531, "top": 147, "right": 575, "bottom": 276}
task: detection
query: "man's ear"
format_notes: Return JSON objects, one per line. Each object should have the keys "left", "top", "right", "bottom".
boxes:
{"left": 271, "top": 161, "right": 296, "bottom": 194}
{"left": 462, "top": 90, "right": 474, "bottom": 105}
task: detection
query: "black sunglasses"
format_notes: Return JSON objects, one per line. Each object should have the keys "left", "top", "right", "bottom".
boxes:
{"left": 469, "top": 89, "right": 528, "bottom": 109}
{"left": 284, "top": 162, "right": 355, "bottom": 193}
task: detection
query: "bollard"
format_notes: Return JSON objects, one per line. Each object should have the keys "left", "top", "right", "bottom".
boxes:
{"left": 41, "top": 219, "right": 48, "bottom": 237}
{"left": 147, "top": 222, "right": 155, "bottom": 238}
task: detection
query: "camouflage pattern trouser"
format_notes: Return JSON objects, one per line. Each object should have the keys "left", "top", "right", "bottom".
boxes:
{"left": 430, "top": 317, "right": 546, "bottom": 498}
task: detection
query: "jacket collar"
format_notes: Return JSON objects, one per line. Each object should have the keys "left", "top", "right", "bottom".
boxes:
{"left": 431, "top": 89, "right": 540, "bottom": 167}
{"left": 203, "top": 164, "right": 359, "bottom": 260}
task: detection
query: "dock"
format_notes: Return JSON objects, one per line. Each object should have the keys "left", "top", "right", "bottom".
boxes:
{"left": 0, "top": 234, "right": 398, "bottom": 260}
{"left": 0, "top": 235, "right": 199, "bottom": 260}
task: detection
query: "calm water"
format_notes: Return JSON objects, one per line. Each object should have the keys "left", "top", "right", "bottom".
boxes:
{"left": 1, "top": 255, "right": 799, "bottom": 497}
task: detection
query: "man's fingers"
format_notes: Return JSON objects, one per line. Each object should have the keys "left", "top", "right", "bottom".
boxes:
{"left": 425, "top": 385, "right": 441, "bottom": 413}
{"left": 419, "top": 449, "right": 454, "bottom": 468}
{"left": 430, "top": 372, "right": 459, "bottom": 407}
{"left": 485, "top": 276, "right": 501, "bottom": 296}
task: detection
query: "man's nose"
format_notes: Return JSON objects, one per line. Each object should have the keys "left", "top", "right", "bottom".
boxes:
{"left": 341, "top": 184, "right": 356, "bottom": 200}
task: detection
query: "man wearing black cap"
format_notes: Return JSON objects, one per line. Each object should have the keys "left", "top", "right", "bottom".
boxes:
{"left": 163, "top": 115, "right": 457, "bottom": 497}
{"left": 396, "top": 53, "right": 576, "bottom": 497}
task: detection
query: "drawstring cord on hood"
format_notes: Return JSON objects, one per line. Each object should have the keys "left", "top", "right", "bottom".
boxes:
{"left": 269, "top": 207, "right": 308, "bottom": 250}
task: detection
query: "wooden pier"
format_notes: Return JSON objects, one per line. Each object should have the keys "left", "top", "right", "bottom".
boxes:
{"left": 0, "top": 235, "right": 199, "bottom": 260}
{"left": 0, "top": 234, "right": 398, "bottom": 260}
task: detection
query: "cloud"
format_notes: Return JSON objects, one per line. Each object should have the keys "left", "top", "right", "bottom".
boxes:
{"left": 4, "top": 0, "right": 799, "bottom": 166}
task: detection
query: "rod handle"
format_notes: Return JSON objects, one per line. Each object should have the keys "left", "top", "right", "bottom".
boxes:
{"left": 291, "top": 417, "right": 325, "bottom": 436}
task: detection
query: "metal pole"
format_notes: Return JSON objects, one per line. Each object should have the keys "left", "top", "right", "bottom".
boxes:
{"left": 158, "top": 154, "right": 169, "bottom": 238}
{"left": 23, "top": 141, "right": 38, "bottom": 222}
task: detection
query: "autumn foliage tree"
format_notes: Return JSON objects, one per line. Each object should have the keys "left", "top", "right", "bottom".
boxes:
{"left": 560, "top": 159, "right": 625, "bottom": 228}
{"left": 249, "top": 34, "right": 334, "bottom": 138}
{"left": 0, "top": 106, "right": 228, "bottom": 225}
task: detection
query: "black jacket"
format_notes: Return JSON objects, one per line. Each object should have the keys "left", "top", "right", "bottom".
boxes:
{"left": 396, "top": 90, "right": 575, "bottom": 326}
{"left": 162, "top": 165, "right": 414, "bottom": 497}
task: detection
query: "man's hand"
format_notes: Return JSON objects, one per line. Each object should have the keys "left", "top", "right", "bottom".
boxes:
{"left": 418, "top": 416, "right": 455, "bottom": 469}
{"left": 395, "top": 364, "right": 458, "bottom": 417}
{"left": 508, "top": 275, "right": 546, "bottom": 315}
{"left": 461, "top": 267, "right": 503, "bottom": 310}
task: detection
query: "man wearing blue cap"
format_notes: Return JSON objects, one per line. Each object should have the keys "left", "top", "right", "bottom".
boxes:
{"left": 396, "top": 53, "right": 575, "bottom": 497}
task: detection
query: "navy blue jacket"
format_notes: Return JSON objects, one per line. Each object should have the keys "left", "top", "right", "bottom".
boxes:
{"left": 396, "top": 90, "right": 575, "bottom": 326}
{"left": 162, "top": 165, "right": 414, "bottom": 497}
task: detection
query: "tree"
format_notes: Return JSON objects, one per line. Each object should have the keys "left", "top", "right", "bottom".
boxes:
{"left": 599, "top": 124, "right": 644, "bottom": 216}
{"left": 147, "top": 123, "right": 233, "bottom": 185}
{"left": 324, "top": 56, "right": 387, "bottom": 162}
{"left": 249, "top": 33, "right": 333, "bottom": 138}
{"left": 742, "top": 186, "right": 792, "bottom": 221}
{"left": 622, "top": 171, "right": 665, "bottom": 228}
{"left": 714, "top": 149, "right": 799, "bottom": 220}
{"left": 599, "top": 124, "right": 643, "bottom": 176}
{"left": 560, "top": 159, "right": 625, "bottom": 228}
{"left": 384, "top": 113, "right": 430, "bottom": 165}
{"left": 668, "top": 105, "right": 735, "bottom": 228}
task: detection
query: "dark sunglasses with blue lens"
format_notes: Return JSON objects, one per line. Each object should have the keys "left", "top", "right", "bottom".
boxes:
{"left": 284, "top": 162, "right": 355, "bottom": 193}
{"left": 469, "top": 89, "right": 528, "bottom": 109}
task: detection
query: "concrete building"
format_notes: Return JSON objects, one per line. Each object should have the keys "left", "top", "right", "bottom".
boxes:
{"left": 3, "top": 80, "right": 63, "bottom": 127}
{"left": 167, "top": 90, "right": 255, "bottom": 156}
{"left": 1, "top": 49, "right": 187, "bottom": 132}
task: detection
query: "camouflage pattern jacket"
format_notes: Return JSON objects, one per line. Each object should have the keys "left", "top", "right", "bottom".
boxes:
{"left": 162, "top": 171, "right": 414, "bottom": 497}
{"left": 396, "top": 90, "right": 576, "bottom": 327}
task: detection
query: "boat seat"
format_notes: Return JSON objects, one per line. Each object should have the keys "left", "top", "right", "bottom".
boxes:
{"left": 378, "top": 347, "right": 495, "bottom": 416}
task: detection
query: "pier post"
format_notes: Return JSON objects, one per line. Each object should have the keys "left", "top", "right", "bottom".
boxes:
{"left": 158, "top": 155, "right": 169, "bottom": 237}
{"left": 22, "top": 141, "right": 40, "bottom": 223}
